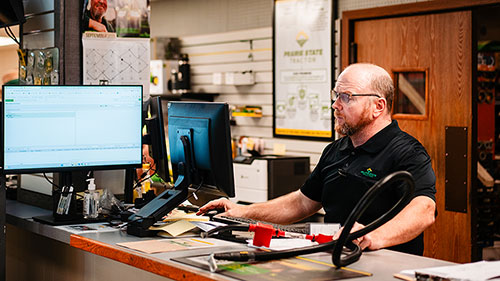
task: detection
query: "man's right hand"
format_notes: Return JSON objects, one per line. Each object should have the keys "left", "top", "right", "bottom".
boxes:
{"left": 196, "top": 198, "right": 244, "bottom": 217}
{"left": 89, "top": 18, "right": 108, "bottom": 32}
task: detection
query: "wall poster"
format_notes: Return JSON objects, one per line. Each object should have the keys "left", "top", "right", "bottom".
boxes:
{"left": 273, "top": 0, "right": 334, "bottom": 140}
{"left": 81, "top": 0, "right": 151, "bottom": 98}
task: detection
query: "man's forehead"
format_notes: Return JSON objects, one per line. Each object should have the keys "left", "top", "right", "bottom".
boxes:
{"left": 334, "top": 76, "right": 368, "bottom": 93}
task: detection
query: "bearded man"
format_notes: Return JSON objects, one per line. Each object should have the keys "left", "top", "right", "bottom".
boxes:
{"left": 198, "top": 63, "right": 436, "bottom": 255}
{"left": 83, "top": 0, "right": 114, "bottom": 33}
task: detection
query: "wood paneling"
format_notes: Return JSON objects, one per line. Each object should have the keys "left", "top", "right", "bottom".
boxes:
{"left": 352, "top": 11, "right": 472, "bottom": 262}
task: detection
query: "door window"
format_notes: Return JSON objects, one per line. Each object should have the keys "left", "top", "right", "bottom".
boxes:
{"left": 392, "top": 69, "right": 428, "bottom": 119}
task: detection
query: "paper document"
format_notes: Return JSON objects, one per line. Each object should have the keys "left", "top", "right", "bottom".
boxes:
{"left": 117, "top": 238, "right": 234, "bottom": 254}
{"left": 56, "top": 223, "right": 118, "bottom": 234}
{"left": 163, "top": 209, "right": 209, "bottom": 222}
{"left": 398, "top": 260, "right": 500, "bottom": 281}
{"left": 310, "top": 223, "right": 340, "bottom": 235}
{"left": 190, "top": 220, "right": 227, "bottom": 232}
{"left": 248, "top": 238, "right": 317, "bottom": 250}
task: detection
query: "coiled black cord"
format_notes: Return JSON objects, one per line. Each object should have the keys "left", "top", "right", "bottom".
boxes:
{"left": 213, "top": 171, "right": 415, "bottom": 267}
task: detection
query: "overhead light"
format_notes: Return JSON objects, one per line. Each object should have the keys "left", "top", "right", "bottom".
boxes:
{"left": 0, "top": 36, "right": 19, "bottom": 47}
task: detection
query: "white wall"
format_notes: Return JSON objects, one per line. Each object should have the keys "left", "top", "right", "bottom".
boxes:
{"left": 0, "top": 45, "right": 19, "bottom": 84}
{"left": 149, "top": 0, "right": 432, "bottom": 169}
{"left": 180, "top": 27, "right": 328, "bottom": 168}
{"left": 150, "top": 0, "right": 273, "bottom": 37}
{"left": 150, "top": 0, "right": 431, "bottom": 37}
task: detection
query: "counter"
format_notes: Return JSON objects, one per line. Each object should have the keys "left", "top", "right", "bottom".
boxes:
{"left": 6, "top": 199, "right": 455, "bottom": 281}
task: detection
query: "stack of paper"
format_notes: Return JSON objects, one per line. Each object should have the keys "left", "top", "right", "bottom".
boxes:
{"left": 396, "top": 261, "right": 500, "bottom": 281}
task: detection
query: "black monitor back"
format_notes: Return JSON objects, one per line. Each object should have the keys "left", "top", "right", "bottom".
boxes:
{"left": 168, "top": 101, "right": 235, "bottom": 200}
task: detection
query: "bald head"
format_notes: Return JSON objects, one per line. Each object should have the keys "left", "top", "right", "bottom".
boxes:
{"left": 338, "top": 63, "right": 394, "bottom": 112}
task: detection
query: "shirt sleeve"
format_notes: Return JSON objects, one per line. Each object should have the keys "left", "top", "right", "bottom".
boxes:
{"left": 300, "top": 142, "right": 335, "bottom": 202}
{"left": 399, "top": 145, "right": 436, "bottom": 202}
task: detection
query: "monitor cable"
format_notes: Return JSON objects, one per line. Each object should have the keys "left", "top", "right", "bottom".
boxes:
{"left": 206, "top": 170, "right": 415, "bottom": 268}
{"left": 43, "top": 173, "right": 60, "bottom": 190}
{"left": 134, "top": 162, "right": 157, "bottom": 189}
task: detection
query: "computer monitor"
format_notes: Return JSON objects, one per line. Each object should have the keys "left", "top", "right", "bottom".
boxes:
{"left": 1, "top": 85, "right": 143, "bottom": 178}
{"left": 142, "top": 96, "right": 169, "bottom": 183}
{"left": 168, "top": 101, "right": 235, "bottom": 200}
{"left": 127, "top": 101, "right": 235, "bottom": 237}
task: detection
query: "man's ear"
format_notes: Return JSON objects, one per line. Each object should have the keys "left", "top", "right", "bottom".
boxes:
{"left": 372, "top": 97, "right": 386, "bottom": 118}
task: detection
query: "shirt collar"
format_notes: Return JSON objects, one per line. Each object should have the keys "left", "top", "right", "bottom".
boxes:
{"left": 339, "top": 120, "right": 400, "bottom": 153}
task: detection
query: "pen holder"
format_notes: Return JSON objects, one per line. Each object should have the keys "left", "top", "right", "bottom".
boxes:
{"left": 52, "top": 188, "right": 82, "bottom": 221}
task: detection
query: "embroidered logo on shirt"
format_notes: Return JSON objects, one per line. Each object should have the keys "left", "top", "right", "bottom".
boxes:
{"left": 360, "top": 168, "right": 377, "bottom": 178}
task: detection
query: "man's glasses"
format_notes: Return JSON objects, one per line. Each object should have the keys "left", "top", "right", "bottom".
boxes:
{"left": 331, "top": 90, "right": 381, "bottom": 104}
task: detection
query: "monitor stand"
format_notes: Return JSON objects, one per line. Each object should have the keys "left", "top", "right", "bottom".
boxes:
{"left": 127, "top": 136, "right": 193, "bottom": 237}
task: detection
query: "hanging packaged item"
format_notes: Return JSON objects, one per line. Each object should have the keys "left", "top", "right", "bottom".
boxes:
{"left": 18, "top": 47, "right": 59, "bottom": 85}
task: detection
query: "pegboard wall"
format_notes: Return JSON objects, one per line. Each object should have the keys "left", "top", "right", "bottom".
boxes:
{"left": 338, "top": 0, "right": 430, "bottom": 15}
{"left": 150, "top": 0, "right": 273, "bottom": 37}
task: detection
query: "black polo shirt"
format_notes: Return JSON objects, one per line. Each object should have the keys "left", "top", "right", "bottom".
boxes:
{"left": 300, "top": 120, "right": 436, "bottom": 255}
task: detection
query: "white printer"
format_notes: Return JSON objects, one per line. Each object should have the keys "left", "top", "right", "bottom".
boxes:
{"left": 233, "top": 155, "right": 310, "bottom": 203}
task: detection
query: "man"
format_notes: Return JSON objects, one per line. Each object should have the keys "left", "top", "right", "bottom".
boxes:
{"left": 197, "top": 63, "right": 436, "bottom": 255}
{"left": 83, "top": 0, "right": 114, "bottom": 33}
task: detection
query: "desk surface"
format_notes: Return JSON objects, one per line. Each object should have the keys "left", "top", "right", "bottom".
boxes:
{"left": 7, "top": 199, "right": 455, "bottom": 281}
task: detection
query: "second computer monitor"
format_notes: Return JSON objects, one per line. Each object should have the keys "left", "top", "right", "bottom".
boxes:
{"left": 144, "top": 96, "right": 169, "bottom": 182}
{"left": 1, "top": 85, "right": 143, "bottom": 175}
{"left": 167, "top": 101, "right": 235, "bottom": 201}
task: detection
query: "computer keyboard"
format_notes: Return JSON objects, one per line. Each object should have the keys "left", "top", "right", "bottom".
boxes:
{"left": 212, "top": 215, "right": 310, "bottom": 234}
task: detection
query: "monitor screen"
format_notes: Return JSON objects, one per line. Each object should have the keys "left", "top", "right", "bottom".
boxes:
{"left": 1, "top": 85, "right": 143, "bottom": 174}
{"left": 168, "top": 101, "right": 235, "bottom": 200}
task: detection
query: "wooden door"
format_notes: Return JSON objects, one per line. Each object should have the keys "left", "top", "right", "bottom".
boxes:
{"left": 351, "top": 11, "right": 473, "bottom": 262}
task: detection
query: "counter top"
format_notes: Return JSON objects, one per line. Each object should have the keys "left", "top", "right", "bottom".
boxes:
{"left": 7, "top": 199, "right": 455, "bottom": 281}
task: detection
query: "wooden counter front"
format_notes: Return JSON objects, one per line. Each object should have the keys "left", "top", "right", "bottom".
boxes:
{"left": 70, "top": 234, "right": 221, "bottom": 281}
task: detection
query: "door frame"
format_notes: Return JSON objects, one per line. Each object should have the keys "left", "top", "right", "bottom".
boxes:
{"left": 341, "top": 0, "right": 500, "bottom": 261}
{"left": 341, "top": 0, "right": 500, "bottom": 68}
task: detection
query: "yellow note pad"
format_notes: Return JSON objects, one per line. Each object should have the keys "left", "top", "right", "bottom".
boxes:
{"left": 155, "top": 220, "right": 197, "bottom": 237}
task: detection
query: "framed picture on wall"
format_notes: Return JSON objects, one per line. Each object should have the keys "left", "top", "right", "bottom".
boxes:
{"left": 273, "top": 0, "right": 334, "bottom": 140}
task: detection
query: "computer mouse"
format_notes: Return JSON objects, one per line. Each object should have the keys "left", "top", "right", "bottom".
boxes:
{"left": 206, "top": 208, "right": 225, "bottom": 216}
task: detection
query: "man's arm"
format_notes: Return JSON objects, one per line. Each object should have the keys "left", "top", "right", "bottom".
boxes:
{"left": 88, "top": 18, "right": 108, "bottom": 32}
{"left": 197, "top": 190, "right": 322, "bottom": 225}
{"left": 348, "top": 195, "right": 435, "bottom": 250}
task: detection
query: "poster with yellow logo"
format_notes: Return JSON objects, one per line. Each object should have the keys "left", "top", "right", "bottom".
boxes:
{"left": 274, "top": 0, "right": 333, "bottom": 140}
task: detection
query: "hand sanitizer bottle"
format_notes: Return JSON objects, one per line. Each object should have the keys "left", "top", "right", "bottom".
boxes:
{"left": 83, "top": 178, "right": 99, "bottom": 219}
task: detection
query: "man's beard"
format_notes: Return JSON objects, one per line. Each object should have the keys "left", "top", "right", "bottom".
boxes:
{"left": 334, "top": 109, "right": 372, "bottom": 136}
{"left": 92, "top": 5, "right": 106, "bottom": 19}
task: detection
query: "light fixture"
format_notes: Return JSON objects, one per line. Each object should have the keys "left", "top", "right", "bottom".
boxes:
{"left": 0, "top": 36, "right": 18, "bottom": 47}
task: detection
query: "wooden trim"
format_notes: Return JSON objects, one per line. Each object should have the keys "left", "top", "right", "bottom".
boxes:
{"left": 392, "top": 114, "right": 428, "bottom": 121}
{"left": 70, "top": 234, "right": 218, "bottom": 281}
{"left": 343, "top": 0, "right": 500, "bottom": 20}
{"left": 392, "top": 68, "right": 429, "bottom": 121}
{"left": 341, "top": 0, "right": 500, "bottom": 69}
